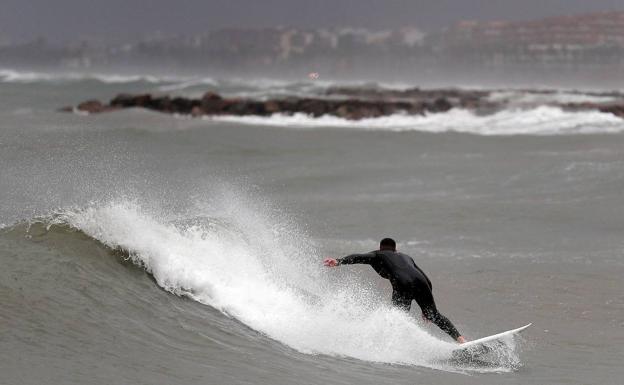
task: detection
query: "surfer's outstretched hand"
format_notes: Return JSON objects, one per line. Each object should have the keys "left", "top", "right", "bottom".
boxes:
{"left": 457, "top": 336, "right": 466, "bottom": 344}
{"left": 323, "top": 258, "right": 338, "bottom": 267}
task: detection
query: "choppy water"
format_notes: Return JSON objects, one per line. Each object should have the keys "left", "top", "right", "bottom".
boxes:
{"left": 1, "top": 69, "right": 623, "bottom": 384}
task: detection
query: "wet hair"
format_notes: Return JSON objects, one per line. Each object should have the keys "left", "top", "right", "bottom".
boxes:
{"left": 380, "top": 238, "right": 396, "bottom": 251}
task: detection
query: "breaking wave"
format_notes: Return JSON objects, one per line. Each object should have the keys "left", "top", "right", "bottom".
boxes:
{"left": 209, "top": 106, "right": 624, "bottom": 135}
{"left": 14, "top": 199, "right": 523, "bottom": 373}
{"left": 0, "top": 68, "right": 171, "bottom": 84}
{"left": 486, "top": 90, "right": 620, "bottom": 105}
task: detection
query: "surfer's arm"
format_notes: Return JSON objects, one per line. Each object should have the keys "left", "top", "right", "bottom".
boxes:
{"left": 337, "top": 252, "right": 377, "bottom": 266}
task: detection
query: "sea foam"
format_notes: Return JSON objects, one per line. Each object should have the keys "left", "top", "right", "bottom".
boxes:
{"left": 0, "top": 69, "right": 165, "bottom": 84}
{"left": 48, "top": 199, "right": 520, "bottom": 372}
{"left": 209, "top": 106, "right": 624, "bottom": 135}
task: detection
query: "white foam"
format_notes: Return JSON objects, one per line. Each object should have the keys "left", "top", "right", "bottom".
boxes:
{"left": 155, "top": 78, "right": 218, "bottom": 92}
{"left": 0, "top": 68, "right": 168, "bottom": 84}
{"left": 488, "top": 90, "right": 620, "bottom": 105}
{"left": 209, "top": 106, "right": 624, "bottom": 135}
{"left": 48, "top": 199, "right": 518, "bottom": 372}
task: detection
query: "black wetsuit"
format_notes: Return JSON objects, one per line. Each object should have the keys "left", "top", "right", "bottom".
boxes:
{"left": 338, "top": 250, "right": 461, "bottom": 340}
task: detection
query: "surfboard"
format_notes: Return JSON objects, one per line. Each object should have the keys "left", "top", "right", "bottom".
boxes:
{"left": 453, "top": 323, "right": 532, "bottom": 355}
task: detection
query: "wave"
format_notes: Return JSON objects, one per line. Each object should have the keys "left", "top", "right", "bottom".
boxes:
{"left": 0, "top": 68, "right": 423, "bottom": 95}
{"left": 0, "top": 68, "right": 314, "bottom": 90}
{"left": 0, "top": 69, "right": 317, "bottom": 98}
{"left": 11, "top": 199, "right": 522, "bottom": 373}
{"left": 209, "top": 106, "right": 624, "bottom": 135}
{"left": 0, "top": 68, "right": 177, "bottom": 84}
{"left": 487, "top": 90, "right": 620, "bottom": 105}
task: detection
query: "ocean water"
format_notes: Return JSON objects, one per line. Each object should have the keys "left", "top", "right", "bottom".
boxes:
{"left": 1, "top": 70, "right": 623, "bottom": 384}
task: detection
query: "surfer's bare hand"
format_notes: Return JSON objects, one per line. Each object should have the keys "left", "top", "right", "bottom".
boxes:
{"left": 323, "top": 258, "right": 338, "bottom": 267}
{"left": 456, "top": 336, "right": 466, "bottom": 344}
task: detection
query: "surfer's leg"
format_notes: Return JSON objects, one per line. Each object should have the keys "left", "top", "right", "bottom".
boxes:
{"left": 415, "top": 291, "right": 461, "bottom": 340}
{"left": 391, "top": 290, "right": 412, "bottom": 311}
{"left": 422, "top": 305, "right": 461, "bottom": 340}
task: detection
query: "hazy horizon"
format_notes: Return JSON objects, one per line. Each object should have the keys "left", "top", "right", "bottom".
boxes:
{"left": 2, "top": 0, "right": 623, "bottom": 43}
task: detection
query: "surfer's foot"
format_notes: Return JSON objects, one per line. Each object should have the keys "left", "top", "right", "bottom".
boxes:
{"left": 456, "top": 336, "right": 466, "bottom": 344}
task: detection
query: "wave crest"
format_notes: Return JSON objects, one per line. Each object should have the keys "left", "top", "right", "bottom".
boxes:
{"left": 4, "top": 199, "right": 523, "bottom": 373}
{"left": 209, "top": 106, "right": 624, "bottom": 135}
{"left": 0, "top": 69, "right": 171, "bottom": 84}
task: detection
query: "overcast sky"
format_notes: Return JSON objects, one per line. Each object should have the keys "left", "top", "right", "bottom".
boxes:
{"left": 1, "top": 0, "right": 623, "bottom": 42}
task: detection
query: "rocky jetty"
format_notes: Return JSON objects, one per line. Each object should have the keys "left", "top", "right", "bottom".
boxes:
{"left": 63, "top": 91, "right": 461, "bottom": 120}
{"left": 62, "top": 88, "right": 624, "bottom": 120}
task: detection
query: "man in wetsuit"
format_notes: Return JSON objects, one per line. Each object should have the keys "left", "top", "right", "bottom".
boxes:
{"left": 323, "top": 238, "right": 466, "bottom": 343}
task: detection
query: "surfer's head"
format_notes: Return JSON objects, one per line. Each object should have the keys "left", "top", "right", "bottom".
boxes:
{"left": 380, "top": 238, "right": 396, "bottom": 251}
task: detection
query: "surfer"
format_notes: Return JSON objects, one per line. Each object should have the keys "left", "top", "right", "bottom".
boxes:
{"left": 324, "top": 238, "right": 466, "bottom": 343}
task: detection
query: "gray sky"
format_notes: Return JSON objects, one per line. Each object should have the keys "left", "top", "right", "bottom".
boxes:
{"left": 1, "top": 0, "right": 623, "bottom": 42}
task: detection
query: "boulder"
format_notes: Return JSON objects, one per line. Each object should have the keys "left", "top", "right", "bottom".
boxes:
{"left": 170, "top": 97, "right": 199, "bottom": 114}
{"left": 191, "top": 106, "right": 204, "bottom": 117}
{"left": 297, "top": 99, "right": 329, "bottom": 117}
{"left": 264, "top": 100, "right": 281, "bottom": 114}
{"left": 431, "top": 97, "right": 453, "bottom": 112}
{"left": 150, "top": 96, "right": 173, "bottom": 112}
{"left": 202, "top": 92, "right": 222, "bottom": 101}
{"left": 335, "top": 105, "right": 352, "bottom": 119}
{"left": 76, "top": 100, "right": 106, "bottom": 114}
{"left": 201, "top": 92, "right": 226, "bottom": 114}
{"left": 599, "top": 104, "right": 624, "bottom": 118}
{"left": 110, "top": 93, "right": 138, "bottom": 107}
{"left": 226, "top": 100, "right": 267, "bottom": 116}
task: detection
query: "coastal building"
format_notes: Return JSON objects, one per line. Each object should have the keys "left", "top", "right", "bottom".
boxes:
{"left": 436, "top": 11, "right": 624, "bottom": 70}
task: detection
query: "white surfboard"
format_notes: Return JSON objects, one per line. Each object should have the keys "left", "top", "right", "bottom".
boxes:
{"left": 453, "top": 323, "right": 532, "bottom": 354}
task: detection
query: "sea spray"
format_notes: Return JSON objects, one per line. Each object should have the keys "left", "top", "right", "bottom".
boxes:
{"left": 44, "top": 198, "right": 520, "bottom": 372}
{"left": 209, "top": 106, "right": 624, "bottom": 135}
